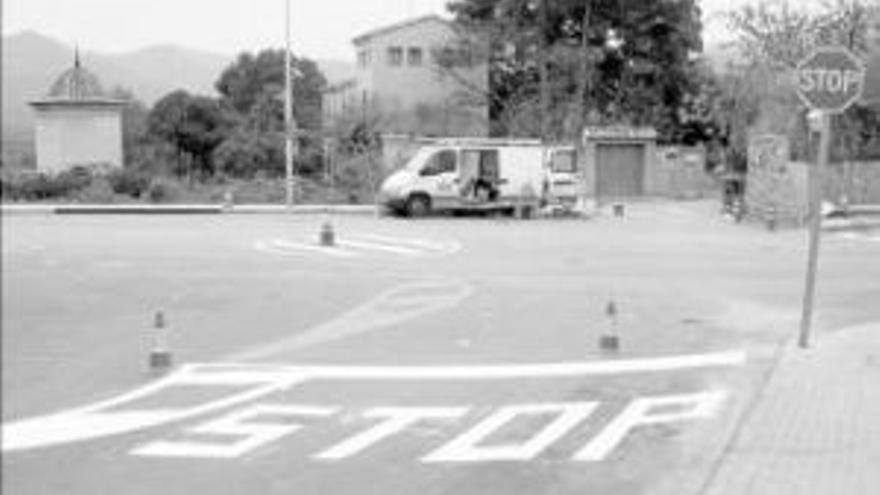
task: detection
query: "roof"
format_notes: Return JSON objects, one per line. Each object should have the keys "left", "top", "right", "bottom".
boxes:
{"left": 31, "top": 52, "right": 124, "bottom": 106}
{"left": 352, "top": 15, "right": 450, "bottom": 46}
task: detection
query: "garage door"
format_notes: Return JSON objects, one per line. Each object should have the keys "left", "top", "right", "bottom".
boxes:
{"left": 596, "top": 144, "right": 645, "bottom": 198}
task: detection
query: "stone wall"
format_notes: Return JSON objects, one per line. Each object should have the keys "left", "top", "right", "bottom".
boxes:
{"left": 824, "top": 161, "right": 880, "bottom": 205}
{"left": 651, "top": 146, "right": 716, "bottom": 199}
{"left": 745, "top": 134, "right": 810, "bottom": 226}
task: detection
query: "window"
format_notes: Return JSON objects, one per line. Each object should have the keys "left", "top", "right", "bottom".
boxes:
{"left": 357, "top": 49, "right": 370, "bottom": 68}
{"left": 388, "top": 47, "right": 403, "bottom": 67}
{"left": 550, "top": 150, "right": 577, "bottom": 173}
{"left": 421, "top": 150, "right": 457, "bottom": 176}
{"left": 407, "top": 47, "right": 423, "bottom": 67}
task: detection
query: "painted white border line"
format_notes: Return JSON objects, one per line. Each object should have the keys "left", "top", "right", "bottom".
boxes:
{"left": 189, "top": 349, "right": 748, "bottom": 381}
{"left": 254, "top": 240, "right": 359, "bottom": 258}
{"left": 359, "top": 234, "right": 461, "bottom": 253}
{"left": 337, "top": 239, "right": 424, "bottom": 256}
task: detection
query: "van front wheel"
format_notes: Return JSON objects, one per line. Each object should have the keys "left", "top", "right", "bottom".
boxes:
{"left": 405, "top": 195, "right": 431, "bottom": 218}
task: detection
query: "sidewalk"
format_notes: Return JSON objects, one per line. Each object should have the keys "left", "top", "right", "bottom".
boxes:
{"left": 0, "top": 203, "right": 379, "bottom": 215}
{"left": 704, "top": 323, "right": 880, "bottom": 495}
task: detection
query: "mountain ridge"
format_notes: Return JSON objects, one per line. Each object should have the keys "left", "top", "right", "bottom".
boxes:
{"left": 1, "top": 31, "right": 356, "bottom": 148}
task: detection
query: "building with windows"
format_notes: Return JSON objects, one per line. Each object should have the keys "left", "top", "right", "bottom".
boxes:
{"left": 29, "top": 53, "right": 125, "bottom": 173}
{"left": 324, "top": 15, "right": 488, "bottom": 137}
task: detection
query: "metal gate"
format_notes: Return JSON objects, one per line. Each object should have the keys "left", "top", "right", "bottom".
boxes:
{"left": 595, "top": 144, "right": 645, "bottom": 199}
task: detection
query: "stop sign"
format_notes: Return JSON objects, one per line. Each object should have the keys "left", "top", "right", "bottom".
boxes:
{"left": 795, "top": 47, "right": 865, "bottom": 113}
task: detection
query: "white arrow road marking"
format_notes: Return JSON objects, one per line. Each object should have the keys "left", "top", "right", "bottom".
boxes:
{"left": 1, "top": 350, "right": 746, "bottom": 453}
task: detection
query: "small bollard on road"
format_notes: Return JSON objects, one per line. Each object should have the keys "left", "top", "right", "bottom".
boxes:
{"left": 599, "top": 300, "right": 620, "bottom": 352}
{"left": 149, "top": 311, "right": 172, "bottom": 373}
{"left": 222, "top": 190, "right": 235, "bottom": 210}
{"left": 320, "top": 221, "right": 336, "bottom": 247}
{"left": 612, "top": 203, "right": 625, "bottom": 217}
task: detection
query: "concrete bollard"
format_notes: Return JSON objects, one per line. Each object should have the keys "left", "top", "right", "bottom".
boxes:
{"left": 599, "top": 301, "right": 620, "bottom": 352}
{"left": 222, "top": 190, "right": 234, "bottom": 210}
{"left": 320, "top": 221, "right": 336, "bottom": 247}
{"left": 149, "top": 311, "right": 172, "bottom": 372}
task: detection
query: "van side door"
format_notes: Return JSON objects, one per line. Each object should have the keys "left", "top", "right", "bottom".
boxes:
{"left": 416, "top": 149, "right": 459, "bottom": 209}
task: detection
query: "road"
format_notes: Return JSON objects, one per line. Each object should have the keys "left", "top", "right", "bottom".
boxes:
{"left": 3, "top": 202, "right": 879, "bottom": 494}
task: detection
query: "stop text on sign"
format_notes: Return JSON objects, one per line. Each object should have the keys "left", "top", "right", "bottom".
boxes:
{"left": 131, "top": 391, "right": 728, "bottom": 462}
{"left": 797, "top": 69, "right": 863, "bottom": 93}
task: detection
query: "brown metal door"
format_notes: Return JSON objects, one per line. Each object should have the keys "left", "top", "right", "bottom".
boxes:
{"left": 595, "top": 144, "right": 645, "bottom": 199}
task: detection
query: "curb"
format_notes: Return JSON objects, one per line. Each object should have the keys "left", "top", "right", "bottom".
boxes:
{"left": 1, "top": 204, "right": 380, "bottom": 216}
{"left": 822, "top": 216, "right": 880, "bottom": 233}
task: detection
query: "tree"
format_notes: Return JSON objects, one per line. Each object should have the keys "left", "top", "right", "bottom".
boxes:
{"left": 109, "top": 86, "right": 153, "bottom": 167}
{"left": 447, "top": 0, "right": 704, "bottom": 140}
{"left": 725, "top": 0, "right": 879, "bottom": 161}
{"left": 147, "top": 90, "right": 229, "bottom": 179}
{"left": 214, "top": 49, "right": 328, "bottom": 177}
{"left": 215, "top": 49, "right": 326, "bottom": 132}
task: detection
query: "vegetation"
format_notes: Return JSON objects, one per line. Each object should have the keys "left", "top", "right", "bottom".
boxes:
{"left": 3, "top": 1, "right": 877, "bottom": 204}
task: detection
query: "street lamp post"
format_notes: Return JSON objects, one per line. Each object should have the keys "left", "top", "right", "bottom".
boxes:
{"left": 284, "top": 0, "right": 295, "bottom": 208}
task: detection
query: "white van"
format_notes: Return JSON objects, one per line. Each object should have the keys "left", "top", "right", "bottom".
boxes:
{"left": 379, "top": 139, "right": 579, "bottom": 217}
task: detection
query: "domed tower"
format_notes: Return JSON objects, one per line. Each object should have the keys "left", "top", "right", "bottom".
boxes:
{"left": 29, "top": 50, "right": 126, "bottom": 173}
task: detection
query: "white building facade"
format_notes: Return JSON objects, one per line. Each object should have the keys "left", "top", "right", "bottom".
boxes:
{"left": 29, "top": 56, "right": 125, "bottom": 173}
{"left": 325, "top": 15, "right": 489, "bottom": 137}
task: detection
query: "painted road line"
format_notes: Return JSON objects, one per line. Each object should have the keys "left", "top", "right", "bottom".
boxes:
{"left": 336, "top": 239, "right": 425, "bottom": 256}
{"left": 2, "top": 350, "right": 746, "bottom": 453}
{"left": 227, "top": 279, "right": 475, "bottom": 361}
{"left": 255, "top": 234, "right": 460, "bottom": 259}
{"left": 359, "top": 234, "right": 461, "bottom": 253}
{"left": 197, "top": 349, "right": 749, "bottom": 381}
{"left": 271, "top": 239, "right": 359, "bottom": 257}
{"left": 2, "top": 366, "right": 306, "bottom": 452}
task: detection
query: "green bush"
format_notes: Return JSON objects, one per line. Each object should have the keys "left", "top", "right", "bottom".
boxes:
{"left": 54, "top": 166, "right": 95, "bottom": 194}
{"left": 74, "top": 176, "right": 118, "bottom": 203}
{"left": 14, "top": 173, "right": 67, "bottom": 200}
{"left": 145, "top": 177, "right": 185, "bottom": 203}
{"left": 108, "top": 168, "right": 150, "bottom": 198}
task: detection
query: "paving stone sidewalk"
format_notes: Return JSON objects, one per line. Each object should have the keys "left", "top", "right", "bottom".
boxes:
{"left": 704, "top": 323, "right": 880, "bottom": 495}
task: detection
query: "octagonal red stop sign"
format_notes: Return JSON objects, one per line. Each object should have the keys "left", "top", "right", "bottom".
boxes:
{"left": 796, "top": 47, "right": 866, "bottom": 113}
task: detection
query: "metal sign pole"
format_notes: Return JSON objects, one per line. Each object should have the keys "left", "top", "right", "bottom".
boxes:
{"left": 284, "top": 0, "right": 294, "bottom": 209}
{"left": 798, "top": 111, "right": 831, "bottom": 348}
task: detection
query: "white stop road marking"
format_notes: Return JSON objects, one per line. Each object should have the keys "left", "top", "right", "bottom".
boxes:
{"left": 3, "top": 350, "right": 745, "bottom": 461}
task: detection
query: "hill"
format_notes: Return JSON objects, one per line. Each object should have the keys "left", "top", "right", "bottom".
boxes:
{"left": 1, "top": 31, "right": 355, "bottom": 158}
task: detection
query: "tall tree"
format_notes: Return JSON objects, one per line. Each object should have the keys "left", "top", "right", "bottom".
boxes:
{"left": 215, "top": 49, "right": 326, "bottom": 132}
{"left": 447, "top": 0, "right": 704, "bottom": 140}
{"left": 726, "top": 0, "right": 879, "bottom": 161}
{"left": 214, "top": 49, "right": 327, "bottom": 176}
{"left": 147, "top": 90, "right": 229, "bottom": 178}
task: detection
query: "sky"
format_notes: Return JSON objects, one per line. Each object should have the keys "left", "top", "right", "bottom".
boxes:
{"left": 3, "top": 0, "right": 764, "bottom": 61}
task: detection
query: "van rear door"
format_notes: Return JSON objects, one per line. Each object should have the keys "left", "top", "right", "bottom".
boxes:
{"left": 546, "top": 148, "right": 579, "bottom": 204}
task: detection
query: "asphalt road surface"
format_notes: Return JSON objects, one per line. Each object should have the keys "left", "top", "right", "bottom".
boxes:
{"left": 3, "top": 203, "right": 879, "bottom": 494}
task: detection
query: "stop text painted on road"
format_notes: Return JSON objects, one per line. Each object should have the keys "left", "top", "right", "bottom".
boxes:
{"left": 3, "top": 351, "right": 744, "bottom": 463}
{"left": 132, "top": 392, "right": 727, "bottom": 462}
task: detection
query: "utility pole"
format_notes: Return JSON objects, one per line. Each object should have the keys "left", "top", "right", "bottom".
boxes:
{"left": 577, "top": 3, "right": 590, "bottom": 134}
{"left": 284, "top": 0, "right": 296, "bottom": 208}
{"left": 539, "top": 0, "right": 550, "bottom": 140}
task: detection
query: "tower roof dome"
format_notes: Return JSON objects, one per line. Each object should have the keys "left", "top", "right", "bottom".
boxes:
{"left": 45, "top": 50, "right": 107, "bottom": 101}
